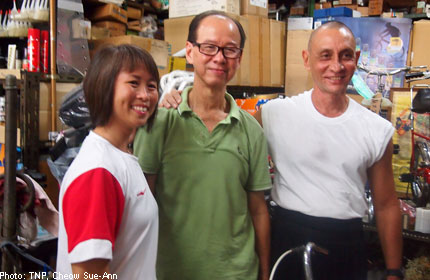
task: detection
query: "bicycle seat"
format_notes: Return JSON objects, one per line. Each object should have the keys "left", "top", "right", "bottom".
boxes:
{"left": 412, "top": 88, "right": 430, "bottom": 113}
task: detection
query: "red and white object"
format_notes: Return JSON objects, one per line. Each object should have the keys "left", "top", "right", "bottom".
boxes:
{"left": 41, "top": 30, "right": 48, "bottom": 73}
{"left": 27, "top": 28, "right": 40, "bottom": 72}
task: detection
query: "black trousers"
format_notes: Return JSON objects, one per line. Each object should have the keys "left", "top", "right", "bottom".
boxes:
{"left": 270, "top": 207, "right": 367, "bottom": 280}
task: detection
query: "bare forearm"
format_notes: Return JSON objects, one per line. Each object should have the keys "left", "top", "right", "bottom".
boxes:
{"left": 252, "top": 211, "right": 271, "bottom": 280}
{"left": 247, "top": 191, "right": 271, "bottom": 280}
{"left": 375, "top": 202, "right": 402, "bottom": 270}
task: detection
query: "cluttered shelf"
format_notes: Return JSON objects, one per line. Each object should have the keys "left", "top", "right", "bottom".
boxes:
{"left": 227, "top": 86, "right": 285, "bottom": 98}
{"left": 363, "top": 222, "right": 430, "bottom": 243}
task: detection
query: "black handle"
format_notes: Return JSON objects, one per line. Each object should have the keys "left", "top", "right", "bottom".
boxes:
{"left": 406, "top": 72, "right": 424, "bottom": 79}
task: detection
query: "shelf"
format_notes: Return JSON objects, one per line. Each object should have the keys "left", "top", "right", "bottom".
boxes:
{"left": 227, "top": 86, "right": 285, "bottom": 98}
{"left": 404, "top": 13, "right": 429, "bottom": 19}
{"left": 363, "top": 222, "right": 430, "bottom": 243}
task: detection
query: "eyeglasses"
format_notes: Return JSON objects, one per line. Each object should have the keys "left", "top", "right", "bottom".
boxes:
{"left": 191, "top": 42, "right": 242, "bottom": 59}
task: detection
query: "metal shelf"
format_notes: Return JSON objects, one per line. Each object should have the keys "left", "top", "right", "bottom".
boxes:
{"left": 363, "top": 222, "right": 430, "bottom": 244}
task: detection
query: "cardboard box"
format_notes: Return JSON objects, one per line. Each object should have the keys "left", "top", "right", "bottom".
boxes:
{"left": 0, "top": 125, "right": 21, "bottom": 146}
{"left": 368, "top": 0, "right": 384, "bottom": 16}
{"left": 39, "top": 82, "right": 80, "bottom": 112}
{"left": 357, "top": 6, "right": 369, "bottom": 17}
{"left": 290, "top": 6, "right": 306, "bottom": 16}
{"left": 39, "top": 82, "right": 81, "bottom": 141}
{"left": 229, "top": 16, "right": 250, "bottom": 86}
{"left": 287, "top": 17, "right": 313, "bottom": 30}
{"left": 91, "top": 26, "right": 110, "bottom": 39}
{"left": 244, "top": 15, "right": 270, "bottom": 86}
{"left": 241, "top": 0, "right": 268, "bottom": 17}
{"left": 88, "top": 35, "right": 170, "bottom": 73}
{"left": 164, "top": 16, "right": 194, "bottom": 55}
{"left": 39, "top": 110, "right": 63, "bottom": 141}
{"left": 269, "top": 19, "right": 286, "bottom": 87}
{"left": 315, "top": 2, "right": 333, "bottom": 9}
{"left": 88, "top": 3, "right": 127, "bottom": 24}
{"left": 284, "top": 30, "right": 313, "bottom": 96}
{"left": 338, "top": 0, "right": 353, "bottom": 4}
{"left": 93, "top": 21, "right": 126, "bottom": 37}
{"left": 168, "top": 0, "right": 240, "bottom": 18}
{"left": 127, "top": 6, "right": 142, "bottom": 20}
{"left": 335, "top": 4, "right": 358, "bottom": 10}
{"left": 409, "top": 20, "right": 430, "bottom": 87}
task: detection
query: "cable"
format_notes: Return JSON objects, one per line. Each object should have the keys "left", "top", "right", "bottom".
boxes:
{"left": 159, "top": 70, "right": 194, "bottom": 100}
{"left": 0, "top": 241, "right": 54, "bottom": 272}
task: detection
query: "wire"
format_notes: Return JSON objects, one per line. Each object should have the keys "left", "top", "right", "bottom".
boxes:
{"left": 159, "top": 70, "right": 194, "bottom": 99}
{"left": 0, "top": 241, "right": 54, "bottom": 273}
{"left": 269, "top": 248, "right": 294, "bottom": 280}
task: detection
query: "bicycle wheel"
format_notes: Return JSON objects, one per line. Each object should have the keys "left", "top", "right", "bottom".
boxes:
{"left": 411, "top": 141, "right": 430, "bottom": 207}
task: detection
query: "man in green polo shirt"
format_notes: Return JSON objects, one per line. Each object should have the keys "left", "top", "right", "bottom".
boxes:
{"left": 133, "top": 10, "right": 272, "bottom": 280}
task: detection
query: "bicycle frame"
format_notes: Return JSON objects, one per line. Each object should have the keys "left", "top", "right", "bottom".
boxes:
{"left": 269, "top": 242, "right": 328, "bottom": 280}
{"left": 408, "top": 84, "right": 430, "bottom": 204}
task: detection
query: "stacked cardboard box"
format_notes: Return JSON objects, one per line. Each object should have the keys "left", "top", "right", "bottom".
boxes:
{"left": 87, "top": 3, "right": 128, "bottom": 37}
{"left": 88, "top": 35, "right": 171, "bottom": 76}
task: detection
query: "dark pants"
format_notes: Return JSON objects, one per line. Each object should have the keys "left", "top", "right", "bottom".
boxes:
{"left": 271, "top": 207, "right": 367, "bottom": 280}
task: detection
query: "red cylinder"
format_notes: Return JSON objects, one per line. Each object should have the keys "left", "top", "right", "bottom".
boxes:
{"left": 41, "top": 30, "right": 49, "bottom": 74}
{"left": 27, "top": 28, "right": 40, "bottom": 72}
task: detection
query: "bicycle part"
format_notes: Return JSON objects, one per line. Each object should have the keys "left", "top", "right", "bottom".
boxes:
{"left": 269, "top": 242, "right": 328, "bottom": 280}
{"left": 412, "top": 88, "right": 430, "bottom": 114}
{"left": 412, "top": 142, "right": 430, "bottom": 207}
{"left": 0, "top": 172, "right": 36, "bottom": 213}
{"left": 0, "top": 241, "right": 54, "bottom": 274}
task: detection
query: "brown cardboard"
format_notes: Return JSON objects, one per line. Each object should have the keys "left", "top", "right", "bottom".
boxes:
{"left": 368, "top": 0, "right": 384, "bottom": 16}
{"left": 269, "top": 19, "right": 286, "bottom": 87}
{"left": 39, "top": 82, "right": 80, "bottom": 111}
{"left": 260, "top": 17, "right": 271, "bottom": 86}
{"left": 164, "top": 16, "right": 194, "bottom": 55}
{"left": 93, "top": 21, "right": 126, "bottom": 37}
{"left": 335, "top": 4, "right": 358, "bottom": 10}
{"left": 39, "top": 110, "right": 63, "bottom": 141}
{"left": 357, "top": 6, "right": 369, "bottom": 17}
{"left": 91, "top": 26, "right": 110, "bottom": 39}
{"left": 338, "top": 0, "right": 353, "bottom": 4}
{"left": 228, "top": 16, "right": 250, "bottom": 86}
{"left": 88, "top": 3, "right": 127, "bottom": 24}
{"left": 169, "top": 0, "right": 240, "bottom": 18}
{"left": 408, "top": 20, "right": 430, "bottom": 87}
{"left": 0, "top": 125, "right": 20, "bottom": 146}
{"left": 127, "top": 6, "right": 142, "bottom": 20}
{"left": 315, "top": 2, "right": 333, "bottom": 9}
{"left": 245, "top": 15, "right": 260, "bottom": 86}
{"left": 241, "top": 0, "right": 268, "bottom": 17}
{"left": 290, "top": 7, "right": 306, "bottom": 16}
{"left": 284, "top": 30, "right": 313, "bottom": 96}
{"left": 88, "top": 35, "right": 170, "bottom": 71}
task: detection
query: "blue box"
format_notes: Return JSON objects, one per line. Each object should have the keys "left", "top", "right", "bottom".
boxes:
{"left": 314, "top": 7, "right": 353, "bottom": 19}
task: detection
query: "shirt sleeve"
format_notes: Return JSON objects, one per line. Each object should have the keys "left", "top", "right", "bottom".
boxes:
{"left": 62, "top": 168, "right": 125, "bottom": 263}
{"left": 133, "top": 109, "right": 169, "bottom": 174}
{"left": 246, "top": 117, "right": 272, "bottom": 192}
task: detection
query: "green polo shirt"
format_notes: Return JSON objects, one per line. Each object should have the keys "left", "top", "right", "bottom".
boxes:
{"left": 134, "top": 86, "right": 271, "bottom": 280}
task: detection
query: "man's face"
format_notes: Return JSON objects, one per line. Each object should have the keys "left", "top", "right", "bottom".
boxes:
{"left": 186, "top": 15, "right": 242, "bottom": 90}
{"left": 302, "top": 27, "right": 358, "bottom": 96}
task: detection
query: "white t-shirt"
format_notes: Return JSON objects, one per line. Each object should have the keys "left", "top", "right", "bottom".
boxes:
{"left": 56, "top": 131, "right": 158, "bottom": 279}
{"left": 262, "top": 90, "right": 394, "bottom": 219}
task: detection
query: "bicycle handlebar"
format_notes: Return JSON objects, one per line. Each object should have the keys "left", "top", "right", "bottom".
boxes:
{"left": 357, "top": 64, "right": 428, "bottom": 77}
{"left": 405, "top": 71, "right": 430, "bottom": 81}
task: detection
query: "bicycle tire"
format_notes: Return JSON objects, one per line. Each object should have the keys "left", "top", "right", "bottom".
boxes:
{"left": 411, "top": 142, "right": 430, "bottom": 207}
